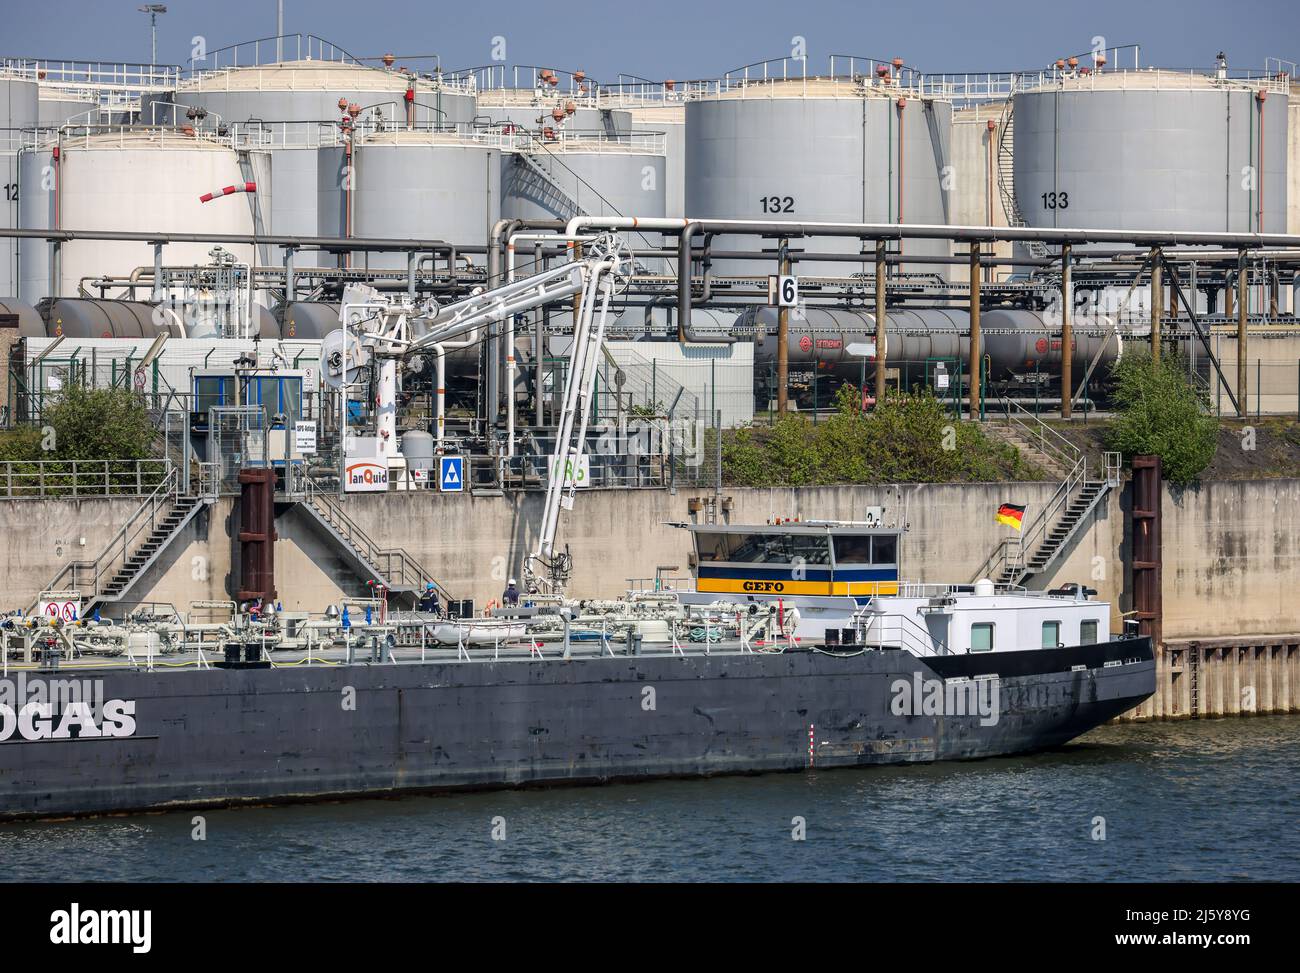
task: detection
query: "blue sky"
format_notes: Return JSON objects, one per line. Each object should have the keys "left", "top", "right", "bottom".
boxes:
{"left": 3, "top": 0, "right": 1298, "bottom": 80}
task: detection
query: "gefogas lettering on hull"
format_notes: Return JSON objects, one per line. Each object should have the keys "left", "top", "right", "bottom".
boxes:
{"left": 0, "top": 699, "right": 136, "bottom": 742}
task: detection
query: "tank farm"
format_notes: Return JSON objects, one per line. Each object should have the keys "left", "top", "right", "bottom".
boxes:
{"left": 1, "top": 38, "right": 1299, "bottom": 784}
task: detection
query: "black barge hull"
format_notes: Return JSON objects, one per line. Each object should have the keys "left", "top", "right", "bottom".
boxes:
{"left": 0, "top": 637, "right": 1154, "bottom": 820}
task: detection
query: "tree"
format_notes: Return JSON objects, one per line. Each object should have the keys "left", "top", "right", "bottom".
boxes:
{"left": 0, "top": 386, "right": 160, "bottom": 495}
{"left": 1105, "top": 350, "right": 1217, "bottom": 486}
{"left": 40, "top": 384, "right": 157, "bottom": 461}
{"left": 720, "top": 385, "right": 1042, "bottom": 486}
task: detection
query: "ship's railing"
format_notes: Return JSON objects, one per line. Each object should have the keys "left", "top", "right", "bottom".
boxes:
{"left": 625, "top": 576, "right": 695, "bottom": 594}
{"left": 896, "top": 581, "right": 963, "bottom": 599}
{"left": 855, "top": 608, "right": 949, "bottom": 657}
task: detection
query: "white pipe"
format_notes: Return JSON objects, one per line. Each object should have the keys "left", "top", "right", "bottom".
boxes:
{"left": 563, "top": 215, "right": 1300, "bottom": 249}
{"left": 376, "top": 355, "right": 397, "bottom": 455}
{"left": 413, "top": 274, "right": 586, "bottom": 349}
{"left": 562, "top": 275, "right": 615, "bottom": 513}
{"left": 433, "top": 344, "right": 445, "bottom": 445}
{"left": 504, "top": 232, "right": 599, "bottom": 458}
{"left": 537, "top": 267, "right": 601, "bottom": 558}
{"left": 535, "top": 256, "right": 618, "bottom": 563}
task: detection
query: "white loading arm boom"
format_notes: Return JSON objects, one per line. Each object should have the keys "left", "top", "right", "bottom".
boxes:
{"left": 394, "top": 233, "right": 631, "bottom": 594}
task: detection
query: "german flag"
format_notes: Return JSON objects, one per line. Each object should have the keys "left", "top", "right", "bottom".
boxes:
{"left": 995, "top": 502, "right": 1026, "bottom": 530}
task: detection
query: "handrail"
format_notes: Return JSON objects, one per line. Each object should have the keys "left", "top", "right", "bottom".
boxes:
{"left": 298, "top": 477, "right": 451, "bottom": 601}
{"left": 996, "top": 395, "right": 1082, "bottom": 472}
{"left": 857, "top": 608, "right": 948, "bottom": 657}
{"left": 1012, "top": 459, "right": 1089, "bottom": 575}
{"left": 0, "top": 459, "right": 171, "bottom": 499}
{"left": 29, "top": 465, "right": 179, "bottom": 613}
{"left": 969, "top": 408, "right": 1089, "bottom": 585}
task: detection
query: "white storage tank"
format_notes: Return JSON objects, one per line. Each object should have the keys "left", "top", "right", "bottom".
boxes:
{"left": 950, "top": 102, "right": 1013, "bottom": 280}
{"left": 17, "top": 127, "right": 256, "bottom": 303}
{"left": 148, "top": 59, "right": 477, "bottom": 131}
{"left": 685, "top": 64, "right": 955, "bottom": 276}
{"left": 501, "top": 132, "right": 666, "bottom": 221}
{"left": 501, "top": 130, "right": 667, "bottom": 272}
{"left": 317, "top": 130, "right": 501, "bottom": 270}
{"left": 474, "top": 71, "right": 633, "bottom": 140}
{"left": 626, "top": 100, "right": 685, "bottom": 217}
{"left": 225, "top": 121, "right": 326, "bottom": 264}
{"left": 1012, "top": 67, "right": 1290, "bottom": 236}
{"left": 2, "top": 74, "right": 40, "bottom": 298}
{"left": 38, "top": 91, "right": 100, "bottom": 127}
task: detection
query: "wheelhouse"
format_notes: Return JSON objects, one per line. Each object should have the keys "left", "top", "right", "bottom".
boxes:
{"left": 688, "top": 522, "right": 901, "bottom": 598}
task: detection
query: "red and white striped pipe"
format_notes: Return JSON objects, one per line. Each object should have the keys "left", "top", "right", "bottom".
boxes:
{"left": 199, "top": 181, "right": 256, "bottom": 203}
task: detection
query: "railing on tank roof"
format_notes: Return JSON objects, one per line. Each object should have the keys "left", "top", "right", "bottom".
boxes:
{"left": 190, "top": 33, "right": 364, "bottom": 73}
{"left": 0, "top": 56, "right": 179, "bottom": 91}
{"left": 22, "top": 122, "right": 233, "bottom": 152}
{"left": 228, "top": 115, "right": 512, "bottom": 150}
{"left": 352, "top": 53, "right": 441, "bottom": 73}
{"left": 607, "top": 74, "right": 689, "bottom": 107}
{"left": 456, "top": 64, "right": 686, "bottom": 109}
{"left": 185, "top": 35, "right": 475, "bottom": 95}
{"left": 687, "top": 54, "right": 935, "bottom": 101}
{"left": 504, "top": 127, "right": 666, "bottom": 155}
{"left": 251, "top": 120, "right": 668, "bottom": 155}
{"left": 1010, "top": 65, "right": 1292, "bottom": 95}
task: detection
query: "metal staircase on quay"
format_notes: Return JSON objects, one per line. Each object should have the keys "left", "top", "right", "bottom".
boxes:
{"left": 292, "top": 477, "right": 452, "bottom": 607}
{"left": 972, "top": 401, "right": 1121, "bottom": 588}
{"left": 31, "top": 467, "right": 213, "bottom": 617}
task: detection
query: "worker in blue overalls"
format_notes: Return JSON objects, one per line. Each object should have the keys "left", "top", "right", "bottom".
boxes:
{"left": 417, "top": 583, "right": 442, "bottom": 616}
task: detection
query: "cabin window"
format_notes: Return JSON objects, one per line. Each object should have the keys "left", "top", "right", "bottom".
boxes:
{"left": 721, "top": 533, "right": 831, "bottom": 565}
{"left": 1080, "top": 620, "right": 1099, "bottom": 645}
{"left": 727, "top": 533, "right": 787, "bottom": 563}
{"left": 871, "top": 535, "right": 898, "bottom": 565}
{"left": 695, "top": 532, "right": 738, "bottom": 562}
{"left": 1042, "top": 621, "right": 1061, "bottom": 648}
{"left": 970, "top": 623, "right": 994, "bottom": 652}
{"left": 833, "top": 534, "right": 873, "bottom": 565}
{"left": 194, "top": 376, "right": 227, "bottom": 414}
{"left": 785, "top": 534, "right": 832, "bottom": 565}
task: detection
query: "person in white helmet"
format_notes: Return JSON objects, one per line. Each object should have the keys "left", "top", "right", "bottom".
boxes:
{"left": 503, "top": 578, "right": 520, "bottom": 607}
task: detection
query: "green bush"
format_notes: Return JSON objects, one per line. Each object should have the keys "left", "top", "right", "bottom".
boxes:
{"left": 0, "top": 386, "right": 161, "bottom": 495}
{"left": 721, "top": 386, "right": 1042, "bottom": 486}
{"left": 1105, "top": 350, "right": 1217, "bottom": 486}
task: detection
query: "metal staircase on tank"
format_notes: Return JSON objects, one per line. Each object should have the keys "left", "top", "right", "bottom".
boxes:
{"left": 30, "top": 467, "right": 213, "bottom": 617}
{"left": 994, "top": 95, "right": 1049, "bottom": 260}
{"left": 509, "top": 148, "right": 653, "bottom": 276}
{"left": 972, "top": 403, "right": 1122, "bottom": 588}
{"left": 293, "top": 477, "right": 452, "bottom": 608}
